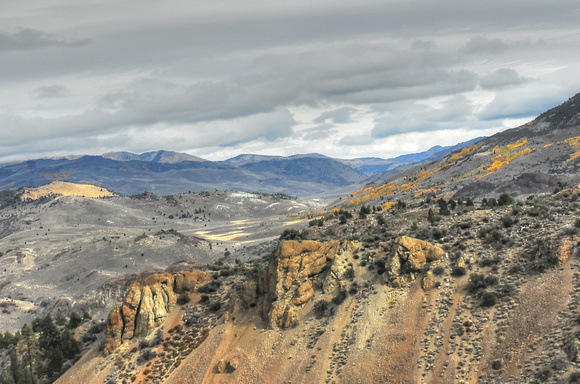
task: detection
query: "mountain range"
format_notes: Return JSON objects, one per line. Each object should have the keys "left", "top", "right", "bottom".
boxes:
{"left": 1, "top": 93, "right": 580, "bottom": 384}
{"left": 0, "top": 141, "right": 481, "bottom": 198}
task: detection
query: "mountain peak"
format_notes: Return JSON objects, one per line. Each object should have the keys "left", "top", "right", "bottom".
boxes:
{"left": 102, "top": 150, "right": 205, "bottom": 163}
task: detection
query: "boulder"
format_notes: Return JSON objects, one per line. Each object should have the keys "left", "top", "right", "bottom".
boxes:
{"left": 392, "top": 236, "right": 444, "bottom": 272}
{"left": 421, "top": 270, "right": 437, "bottom": 290}
{"left": 135, "top": 286, "right": 155, "bottom": 337}
{"left": 174, "top": 270, "right": 211, "bottom": 293}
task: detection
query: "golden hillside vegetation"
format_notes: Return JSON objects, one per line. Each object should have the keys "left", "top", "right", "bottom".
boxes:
{"left": 20, "top": 181, "right": 115, "bottom": 200}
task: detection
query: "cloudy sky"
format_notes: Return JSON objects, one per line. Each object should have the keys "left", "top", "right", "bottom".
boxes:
{"left": 1, "top": 0, "right": 580, "bottom": 163}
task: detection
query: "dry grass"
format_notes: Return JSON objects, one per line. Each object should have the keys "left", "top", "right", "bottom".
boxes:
{"left": 20, "top": 181, "right": 115, "bottom": 200}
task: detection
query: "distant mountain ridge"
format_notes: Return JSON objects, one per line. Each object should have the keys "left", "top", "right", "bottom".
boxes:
{"left": 338, "top": 137, "right": 483, "bottom": 175}
{"left": 0, "top": 140, "right": 483, "bottom": 197}
{"left": 102, "top": 150, "right": 205, "bottom": 163}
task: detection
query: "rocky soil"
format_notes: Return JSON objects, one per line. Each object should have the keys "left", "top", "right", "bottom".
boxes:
{"left": 53, "top": 183, "right": 580, "bottom": 383}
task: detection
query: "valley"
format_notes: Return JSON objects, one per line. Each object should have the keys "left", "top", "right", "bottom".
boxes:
{"left": 1, "top": 94, "right": 580, "bottom": 383}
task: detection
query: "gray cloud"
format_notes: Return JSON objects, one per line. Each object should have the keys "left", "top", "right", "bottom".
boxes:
{"left": 458, "top": 36, "right": 509, "bottom": 55}
{"left": 371, "top": 96, "right": 483, "bottom": 138}
{"left": 480, "top": 68, "right": 529, "bottom": 90}
{"left": 302, "top": 124, "right": 339, "bottom": 141}
{"left": 338, "top": 134, "right": 374, "bottom": 146}
{"left": 36, "top": 84, "right": 69, "bottom": 98}
{"left": 1, "top": 0, "right": 580, "bottom": 162}
{"left": 0, "top": 28, "right": 89, "bottom": 52}
{"left": 313, "top": 107, "right": 357, "bottom": 124}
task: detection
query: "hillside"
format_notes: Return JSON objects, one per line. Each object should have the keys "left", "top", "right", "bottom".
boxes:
{"left": 51, "top": 183, "right": 580, "bottom": 384}
{"left": 340, "top": 93, "right": 580, "bottom": 210}
{"left": 0, "top": 186, "right": 324, "bottom": 333}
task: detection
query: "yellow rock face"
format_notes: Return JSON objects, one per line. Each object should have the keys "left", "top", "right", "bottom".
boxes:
{"left": 264, "top": 240, "right": 349, "bottom": 328}
{"left": 121, "top": 282, "right": 142, "bottom": 342}
{"left": 104, "top": 270, "right": 207, "bottom": 354}
{"left": 174, "top": 270, "right": 211, "bottom": 293}
{"left": 103, "top": 306, "right": 123, "bottom": 355}
{"left": 392, "top": 236, "right": 444, "bottom": 272}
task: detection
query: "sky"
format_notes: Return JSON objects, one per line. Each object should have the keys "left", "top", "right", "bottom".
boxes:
{"left": 1, "top": 0, "right": 580, "bottom": 163}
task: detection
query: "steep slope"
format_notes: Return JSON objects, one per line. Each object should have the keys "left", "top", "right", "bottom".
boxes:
{"left": 340, "top": 93, "right": 580, "bottom": 208}
{"left": 56, "top": 184, "right": 580, "bottom": 383}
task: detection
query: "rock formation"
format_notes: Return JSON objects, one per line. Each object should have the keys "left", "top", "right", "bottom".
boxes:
{"left": 104, "top": 270, "right": 210, "bottom": 355}
{"left": 389, "top": 236, "right": 445, "bottom": 274}
{"left": 258, "top": 240, "right": 356, "bottom": 329}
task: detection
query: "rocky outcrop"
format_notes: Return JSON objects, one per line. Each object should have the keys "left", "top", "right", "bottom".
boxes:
{"left": 121, "top": 282, "right": 142, "bottom": 342}
{"left": 174, "top": 270, "right": 211, "bottom": 293}
{"left": 104, "top": 306, "right": 123, "bottom": 354}
{"left": 104, "top": 270, "right": 210, "bottom": 355}
{"left": 389, "top": 236, "right": 444, "bottom": 274}
{"left": 259, "top": 240, "right": 355, "bottom": 329}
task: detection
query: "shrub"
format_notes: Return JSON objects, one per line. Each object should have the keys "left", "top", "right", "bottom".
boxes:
{"left": 313, "top": 300, "right": 330, "bottom": 319}
{"left": 575, "top": 218, "right": 580, "bottom": 229}
{"left": 139, "top": 339, "right": 150, "bottom": 349}
{"left": 209, "top": 301, "right": 222, "bottom": 312}
{"left": 141, "top": 348, "right": 156, "bottom": 361}
{"left": 331, "top": 289, "right": 348, "bottom": 305}
{"left": 68, "top": 312, "right": 82, "bottom": 329}
{"left": 344, "top": 267, "right": 355, "bottom": 280}
{"left": 569, "top": 371, "right": 580, "bottom": 383}
{"left": 177, "top": 294, "right": 191, "bottom": 305}
{"left": 484, "top": 275, "right": 498, "bottom": 286}
{"left": 433, "top": 266, "right": 446, "bottom": 276}
{"left": 431, "top": 227, "right": 446, "bottom": 240}
{"left": 451, "top": 266, "right": 466, "bottom": 276}
{"left": 481, "top": 291, "right": 497, "bottom": 307}
{"left": 501, "top": 215, "right": 515, "bottom": 228}
{"left": 200, "top": 294, "right": 210, "bottom": 303}
{"left": 468, "top": 273, "right": 487, "bottom": 293}
{"left": 279, "top": 229, "right": 303, "bottom": 241}
{"left": 498, "top": 193, "right": 514, "bottom": 206}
